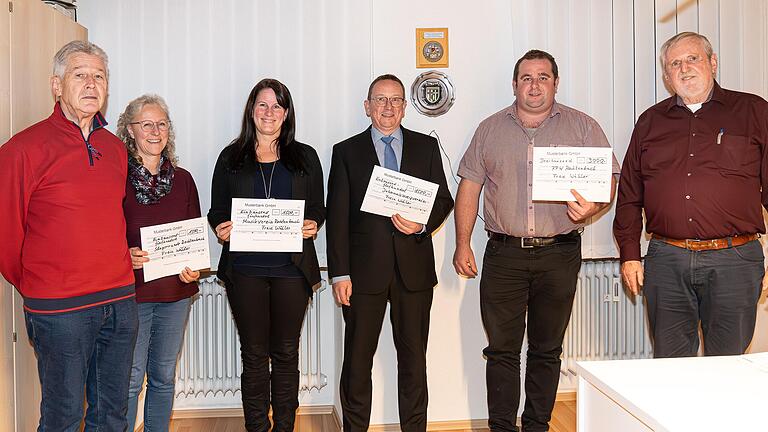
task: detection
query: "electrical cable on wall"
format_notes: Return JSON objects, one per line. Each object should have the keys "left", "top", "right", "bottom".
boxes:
{"left": 429, "top": 129, "right": 484, "bottom": 223}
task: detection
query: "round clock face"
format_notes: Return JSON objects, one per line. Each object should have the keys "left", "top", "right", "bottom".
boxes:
{"left": 422, "top": 41, "right": 444, "bottom": 62}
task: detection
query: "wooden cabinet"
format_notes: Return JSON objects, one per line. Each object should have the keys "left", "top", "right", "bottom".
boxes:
{"left": 0, "top": 5, "right": 13, "bottom": 432}
{"left": 11, "top": 0, "right": 87, "bottom": 132}
{"left": 0, "top": 1, "right": 86, "bottom": 430}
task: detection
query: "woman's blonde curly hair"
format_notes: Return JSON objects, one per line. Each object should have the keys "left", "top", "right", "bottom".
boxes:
{"left": 116, "top": 94, "right": 178, "bottom": 166}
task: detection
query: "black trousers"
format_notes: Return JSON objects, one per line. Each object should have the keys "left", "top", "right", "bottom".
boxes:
{"left": 339, "top": 266, "right": 434, "bottom": 432}
{"left": 226, "top": 272, "right": 310, "bottom": 432}
{"left": 644, "top": 239, "right": 763, "bottom": 357}
{"left": 480, "top": 236, "right": 581, "bottom": 432}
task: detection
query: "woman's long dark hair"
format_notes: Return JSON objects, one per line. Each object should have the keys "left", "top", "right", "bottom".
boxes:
{"left": 228, "top": 78, "right": 306, "bottom": 173}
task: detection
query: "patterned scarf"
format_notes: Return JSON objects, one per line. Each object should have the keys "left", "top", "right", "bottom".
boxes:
{"left": 128, "top": 155, "right": 175, "bottom": 204}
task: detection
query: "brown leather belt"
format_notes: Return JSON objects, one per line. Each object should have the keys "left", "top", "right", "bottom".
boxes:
{"left": 651, "top": 233, "right": 758, "bottom": 251}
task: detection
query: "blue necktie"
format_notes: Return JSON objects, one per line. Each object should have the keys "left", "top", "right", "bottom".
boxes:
{"left": 381, "top": 136, "right": 398, "bottom": 171}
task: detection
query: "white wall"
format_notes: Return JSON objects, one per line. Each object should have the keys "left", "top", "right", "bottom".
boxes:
{"left": 77, "top": 0, "right": 768, "bottom": 426}
{"left": 79, "top": 0, "right": 377, "bottom": 268}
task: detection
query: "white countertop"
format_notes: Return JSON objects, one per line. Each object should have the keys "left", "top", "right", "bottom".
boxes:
{"left": 576, "top": 353, "right": 768, "bottom": 431}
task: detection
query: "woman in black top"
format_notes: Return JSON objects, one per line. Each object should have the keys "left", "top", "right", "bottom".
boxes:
{"left": 207, "top": 79, "right": 325, "bottom": 432}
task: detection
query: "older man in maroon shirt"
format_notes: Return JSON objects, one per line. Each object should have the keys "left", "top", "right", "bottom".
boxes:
{"left": 614, "top": 31, "right": 768, "bottom": 358}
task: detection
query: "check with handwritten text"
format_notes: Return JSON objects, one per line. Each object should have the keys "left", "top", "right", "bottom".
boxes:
{"left": 360, "top": 166, "right": 439, "bottom": 224}
{"left": 140, "top": 217, "right": 211, "bottom": 282}
{"left": 230, "top": 198, "right": 305, "bottom": 252}
{"left": 532, "top": 147, "right": 613, "bottom": 203}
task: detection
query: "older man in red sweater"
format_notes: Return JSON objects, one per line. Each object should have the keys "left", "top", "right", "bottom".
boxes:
{"left": 0, "top": 41, "right": 137, "bottom": 431}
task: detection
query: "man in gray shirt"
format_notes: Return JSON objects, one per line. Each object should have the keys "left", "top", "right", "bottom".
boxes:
{"left": 453, "top": 49, "right": 619, "bottom": 432}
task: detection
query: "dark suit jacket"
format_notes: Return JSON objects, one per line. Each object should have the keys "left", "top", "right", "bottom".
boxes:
{"left": 207, "top": 142, "right": 325, "bottom": 290}
{"left": 326, "top": 126, "right": 454, "bottom": 294}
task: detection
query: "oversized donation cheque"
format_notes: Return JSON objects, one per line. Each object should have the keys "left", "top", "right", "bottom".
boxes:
{"left": 229, "top": 198, "right": 305, "bottom": 252}
{"left": 532, "top": 147, "right": 613, "bottom": 203}
{"left": 140, "top": 216, "right": 211, "bottom": 282}
{"left": 360, "top": 165, "right": 439, "bottom": 224}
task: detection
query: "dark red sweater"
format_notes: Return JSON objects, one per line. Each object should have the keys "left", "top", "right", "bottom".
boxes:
{"left": 124, "top": 167, "right": 201, "bottom": 302}
{"left": 0, "top": 104, "right": 135, "bottom": 313}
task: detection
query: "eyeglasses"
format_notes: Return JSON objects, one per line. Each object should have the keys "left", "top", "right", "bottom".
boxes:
{"left": 667, "top": 55, "right": 705, "bottom": 70}
{"left": 130, "top": 120, "right": 171, "bottom": 132}
{"left": 370, "top": 96, "right": 405, "bottom": 107}
{"left": 255, "top": 102, "right": 286, "bottom": 113}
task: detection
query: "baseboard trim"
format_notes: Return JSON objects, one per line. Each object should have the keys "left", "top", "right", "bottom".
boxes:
{"left": 169, "top": 404, "right": 341, "bottom": 428}
{"left": 297, "top": 405, "right": 343, "bottom": 431}
{"left": 368, "top": 418, "right": 489, "bottom": 431}
{"left": 167, "top": 399, "right": 575, "bottom": 431}
{"left": 367, "top": 394, "right": 576, "bottom": 431}
{"left": 171, "top": 407, "right": 244, "bottom": 419}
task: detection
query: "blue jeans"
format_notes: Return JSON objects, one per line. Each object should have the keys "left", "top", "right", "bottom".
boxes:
{"left": 644, "top": 239, "right": 764, "bottom": 357}
{"left": 127, "top": 298, "right": 192, "bottom": 432}
{"left": 24, "top": 298, "right": 138, "bottom": 432}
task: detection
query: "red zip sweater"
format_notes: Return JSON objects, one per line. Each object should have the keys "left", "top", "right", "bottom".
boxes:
{"left": 0, "top": 103, "right": 135, "bottom": 314}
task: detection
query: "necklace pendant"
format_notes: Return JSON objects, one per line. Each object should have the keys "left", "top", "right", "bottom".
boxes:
{"left": 258, "top": 159, "right": 278, "bottom": 200}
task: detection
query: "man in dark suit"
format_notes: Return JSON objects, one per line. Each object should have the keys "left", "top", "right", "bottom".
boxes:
{"left": 326, "top": 74, "right": 454, "bottom": 432}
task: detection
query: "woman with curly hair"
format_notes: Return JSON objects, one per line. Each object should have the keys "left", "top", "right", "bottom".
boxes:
{"left": 117, "top": 94, "right": 201, "bottom": 432}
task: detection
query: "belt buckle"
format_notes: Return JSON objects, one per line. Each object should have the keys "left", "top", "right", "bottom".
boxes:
{"left": 521, "top": 237, "right": 534, "bottom": 248}
{"left": 684, "top": 238, "right": 714, "bottom": 250}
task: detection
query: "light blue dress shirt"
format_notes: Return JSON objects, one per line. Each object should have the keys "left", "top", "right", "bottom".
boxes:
{"left": 371, "top": 126, "right": 403, "bottom": 170}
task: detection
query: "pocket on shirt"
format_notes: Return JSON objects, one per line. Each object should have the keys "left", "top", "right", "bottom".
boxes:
{"left": 717, "top": 134, "right": 753, "bottom": 173}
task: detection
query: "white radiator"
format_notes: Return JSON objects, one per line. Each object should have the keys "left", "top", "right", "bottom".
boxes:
{"left": 176, "top": 262, "right": 648, "bottom": 398}
{"left": 561, "top": 260, "right": 653, "bottom": 377}
{"left": 175, "top": 276, "right": 328, "bottom": 399}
